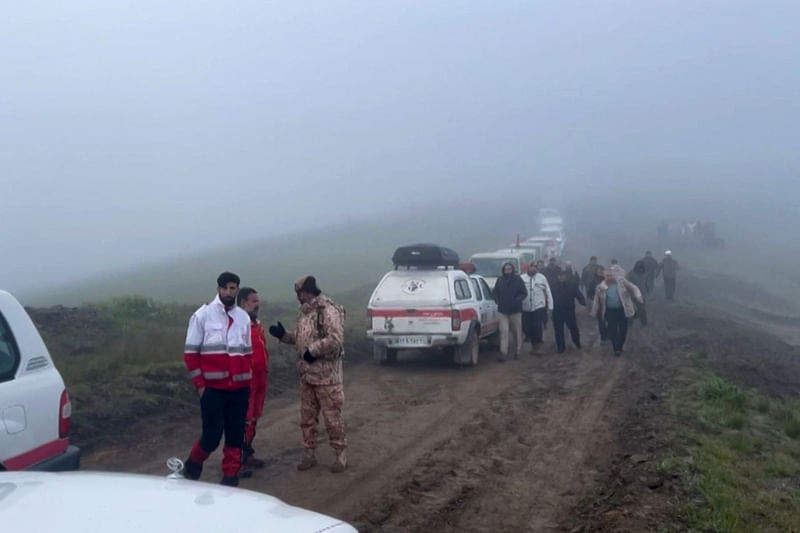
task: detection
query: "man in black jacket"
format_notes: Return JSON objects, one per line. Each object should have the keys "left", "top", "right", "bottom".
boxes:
{"left": 493, "top": 262, "right": 528, "bottom": 362}
{"left": 551, "top": 268, "right": 586, "bottom": 353}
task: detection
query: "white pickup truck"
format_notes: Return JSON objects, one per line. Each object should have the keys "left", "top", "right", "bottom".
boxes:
{"left": 367, "top": 245, "right": 499, "bottom": 366}
{"left": 0, "top": 290, "right": 79, "bottom": 471}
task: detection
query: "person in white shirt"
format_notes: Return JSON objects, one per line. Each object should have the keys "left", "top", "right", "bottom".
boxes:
{"left": 520, "top": 262, "right": 553, "bottom": 354}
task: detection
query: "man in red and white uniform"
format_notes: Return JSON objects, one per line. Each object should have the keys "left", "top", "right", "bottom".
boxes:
{"left": 182, "top": 272, "right": 253, "bottom": 486}
{"left": 236, "top": 287, "right": 270, "bottom": 476}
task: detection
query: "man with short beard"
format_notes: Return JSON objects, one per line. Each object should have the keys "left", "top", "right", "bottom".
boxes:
{"left": 237, "top": 287, "right": 270, "bottom": 477}
{"left": 269, "top": 276, "right": 347, "bottom": 473}
{"left": 182, "top": 272, "right": 253, "bottom": 486}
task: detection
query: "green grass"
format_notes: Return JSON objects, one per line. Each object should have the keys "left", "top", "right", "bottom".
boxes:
{"left": 663, "top": 356, "right": 800, "bottom": 532}
{"left": 24, "top": 203, "right": 538, "bottom": 307}
{"left": 38, "top": 285, "right": 376, "bottom": 451}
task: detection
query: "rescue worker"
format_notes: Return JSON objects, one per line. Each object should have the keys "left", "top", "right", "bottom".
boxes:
{"left": 268, "top": 276, "right": 347, "bottom": 473}
{"left": 641, "top": 251, "right": 659, "bottom": 296}
{"left": 581, "top": 256, "right": 602, "bottom": 302}
{"left": 237, "top": 287, "right": 269, "bottom": 477}
{"left": 592, "top": 267, "right": 643, "bottom": 356}
{"left": 551, "top": 267, "right": 585, "bottom": 353}
{"left": 659, "top": 251, "right": 680, "bottom": 300}
{"left": 626, "top": 261, "right": 648, "bottom": 326}
{"left": 493, "top": 262, "right": 528, "bottom": 361}
{"left": 520, "top": 262, "right": 553, "bottom": 354}
{"left": 182, "top": 272, "right": 253, "bottom": 486}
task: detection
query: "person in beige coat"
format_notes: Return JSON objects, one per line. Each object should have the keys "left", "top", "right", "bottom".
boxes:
{"left": 591, "top": 267, "right": 643, "bottom": 356}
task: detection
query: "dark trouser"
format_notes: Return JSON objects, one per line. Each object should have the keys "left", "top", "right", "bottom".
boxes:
{"left": 553, "top": 309, "right": 581, "bottom": 352}
{"left": 598, "top": 316, "right": 607, "bottom": 340}
{"left": 634, "top": 301, "right": 648, "bottom": 326}
{"left": 524, "top": 308, "right": 547, "bottom": 345}
{"left": 522, "top": 311, "right": 536, "bottom": 343}
{"left": 189, "top": 387, "right": 250, "bottom": 478}
{"left": 604, "top": 307, "right": 629, "bottom": 353}
{"left": 646, "top": 274, "right": 656, "bottom": 295}
{"left": 586, "top": 284, "right": 597, "bottom": 303}
{"left": 664, "top": 276, "right": 676, "bottom": 300}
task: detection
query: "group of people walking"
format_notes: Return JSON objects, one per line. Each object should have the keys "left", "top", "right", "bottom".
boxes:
{"left": 181, "top": 272, "right": 347, "bottom": 486}
{"left": 492, "top": 250, "right": 679, "bottom": 360}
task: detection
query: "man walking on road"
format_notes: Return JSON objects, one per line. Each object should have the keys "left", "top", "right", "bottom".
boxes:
{"left": 551, "top": 268, "right": 585, "bottom": 353}
{"left": 626, "top": 261, "right": 649, "bottom": 327}
{"left": 237, "top": 287, "right": 269, "bottom": 477}
{"left": 641, "top": 251, "right": 659, "bottom": 296}
{"left": 182, "top": 272, "right": 253, "bottom": 486}
{"left": 493, "top": 262, "right": 528, "bottom": 361}
{"left": 659, "top": 251, "right": 680, "bottom": 300}
{"left": 592, "top": 268, "right": 643, "bottom": 356}
{"left": 269, "top": 276, "right": 348, "bottom": 473}
{"left": 520, "top": 262, "right": 553, "bottom": 354}
{"left": 543, "top": 257, "right": 560, "bottom": 286}
{"left": 581, "top": 256, "right": 602, "bottom": 302}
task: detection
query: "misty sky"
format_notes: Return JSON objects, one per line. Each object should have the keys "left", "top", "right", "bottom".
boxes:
{"left": 2, "top": 1, "right": 799, "bottom": 294}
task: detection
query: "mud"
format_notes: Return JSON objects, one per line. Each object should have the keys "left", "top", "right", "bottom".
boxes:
{"left": 77, "top": 268, "right": 800, "bottom": 532}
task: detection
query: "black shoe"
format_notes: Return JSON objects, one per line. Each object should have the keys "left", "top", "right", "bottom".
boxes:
{"left": 614, "top": 351, "right": 622, "bottom": 357}
{"left": 575, "top": 344, "right": 582, "bottom": 350}
{"left": 220, "top": 476, "right": 239, "bottom": 487}
{"left": 182, "top": 458, "right": 202, "bottom": 481}
{"left": 557, "top": 348, "right": 566, "bottom": 354}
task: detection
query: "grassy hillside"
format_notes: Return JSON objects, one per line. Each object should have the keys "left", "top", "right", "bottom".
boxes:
{"left": 27, "top": 202, "right": 538, "bottom": 307}
{"left": 29, "top": 282, "right": 377, "bottom": 453}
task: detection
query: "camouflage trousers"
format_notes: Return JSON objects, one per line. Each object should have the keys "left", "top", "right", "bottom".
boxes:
{"left": 300, "top": 381, "right": 347, "bottom": 452}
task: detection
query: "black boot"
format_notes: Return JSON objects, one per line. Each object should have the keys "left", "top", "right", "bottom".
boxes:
{"left": 182, "top": 458, "right": 203, "bottom": 481}
{"left": 220, "top": 476, "right": 239, "bottom": 487}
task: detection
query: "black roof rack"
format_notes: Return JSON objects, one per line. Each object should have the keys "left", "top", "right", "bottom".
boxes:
{"left": 392, "top": 243, "right": 460, "bottom": 269}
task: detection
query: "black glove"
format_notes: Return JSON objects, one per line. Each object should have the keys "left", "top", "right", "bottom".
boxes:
{"left": 303, "top": 349, "right": 316, "bottom": 364}
{"left": 268, "top": 322, "right": 286, "bottom": 339}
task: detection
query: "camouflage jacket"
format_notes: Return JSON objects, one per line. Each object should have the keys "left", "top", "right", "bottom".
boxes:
{"left": 281, "top": 295, "right": 344, "bottom": 386}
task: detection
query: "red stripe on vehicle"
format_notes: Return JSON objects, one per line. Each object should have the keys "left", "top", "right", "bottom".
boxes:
{"left": 3, "top": 438, "right": 69, "bottom": 470}
{"left": 371, "top": 309, "right": 452, "bottom": 318}
{"left": 459, "top": 309, "right": 478, "bottom": 321}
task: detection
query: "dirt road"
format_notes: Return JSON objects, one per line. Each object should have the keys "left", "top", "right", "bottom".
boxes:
{"left": 84, "top": 306, "right": 676, "bottom": 532}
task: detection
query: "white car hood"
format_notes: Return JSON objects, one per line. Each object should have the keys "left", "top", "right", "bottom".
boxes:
{"left": 0, "top": 471, "right": 354, "bottom": 533}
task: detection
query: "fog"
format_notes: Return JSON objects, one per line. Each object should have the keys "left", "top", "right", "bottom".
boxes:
{"left": 2, "top": 1, "right": 799, "bottom": 296}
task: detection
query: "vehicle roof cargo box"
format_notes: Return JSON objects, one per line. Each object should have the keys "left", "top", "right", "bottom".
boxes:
{"left": 392, "top": 243, "right": 460, "bottom": 268}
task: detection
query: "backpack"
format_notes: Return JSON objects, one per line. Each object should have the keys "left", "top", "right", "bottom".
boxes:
{"left": 317, "top": 301, "right": 346, "bottom": 358}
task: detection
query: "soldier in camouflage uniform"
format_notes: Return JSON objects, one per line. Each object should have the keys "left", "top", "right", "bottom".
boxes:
{"left": 269, "top": 276, "right": 347, "bottom": 473}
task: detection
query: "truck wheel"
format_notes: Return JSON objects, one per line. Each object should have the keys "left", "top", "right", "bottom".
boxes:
{"left": 373, "top": 344, "right": 398, "bottom": 365}
{"left": 455, "top": 329, "right": 479, "bottom": 366}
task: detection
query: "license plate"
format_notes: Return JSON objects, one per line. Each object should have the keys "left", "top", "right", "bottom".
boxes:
{"left": 390, "top": 336, "right": 428, "bottom": 346}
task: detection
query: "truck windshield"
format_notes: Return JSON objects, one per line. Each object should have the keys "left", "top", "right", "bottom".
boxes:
{"left": 471, "top": 258, "right": 519, "bottom": 277}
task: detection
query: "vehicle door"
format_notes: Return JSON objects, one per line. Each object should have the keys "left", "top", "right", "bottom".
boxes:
{"left": 470, "top": 277, "right": 489, "bottom": 336}
{"left": 0, "top": 296, "right": 67, "bottom": 470}
{"left": 0, "top": 309, "right": 25, "bottom": 466}
{"left": 452, "top": 277, "right": 476, "bottom": 340}
{"left": 479, "top": 278, "right": 499, "bottom": 335}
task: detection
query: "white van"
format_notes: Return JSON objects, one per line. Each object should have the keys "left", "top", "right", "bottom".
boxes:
{"left": 0, "top": 290, "right": 79, "bottom": 471}
{"left": 367, "top": 265, "right": 499, "bottom": 366}
{"left": 468, "top": 250, "right": 534, "bottom": 288}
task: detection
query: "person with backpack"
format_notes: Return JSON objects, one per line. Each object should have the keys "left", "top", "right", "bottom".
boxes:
{"left": 268, "top": 276, "right": 348, "bottom": 473}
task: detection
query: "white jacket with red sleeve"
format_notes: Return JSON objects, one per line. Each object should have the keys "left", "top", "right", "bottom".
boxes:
{"left": 183, "top": 295, "right": 253, "bottom": 391}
